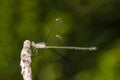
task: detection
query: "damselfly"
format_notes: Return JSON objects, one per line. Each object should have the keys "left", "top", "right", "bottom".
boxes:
{"left": 31, "top": 18, "right": 97, "bottom": 55}
{"left": 31, "top": 18, "right": 97, "bottom": 77}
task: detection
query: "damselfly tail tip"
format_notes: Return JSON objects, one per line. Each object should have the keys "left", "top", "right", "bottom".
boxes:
{"left": 89, "top": 47, "right": 97, "bottom": 51}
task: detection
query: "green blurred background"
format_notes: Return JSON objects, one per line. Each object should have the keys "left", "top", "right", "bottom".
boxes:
{"left": 0, "top": 0, "right": 120, "bottom": 80}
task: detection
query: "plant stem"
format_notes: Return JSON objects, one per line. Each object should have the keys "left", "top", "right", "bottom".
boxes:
{"left": 20, "top": 40, "right": 32, "bottom": 80}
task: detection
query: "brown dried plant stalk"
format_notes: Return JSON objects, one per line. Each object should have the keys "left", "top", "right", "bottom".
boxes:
{"left": 20, "top": 40, "right": 32, "bottom": 80}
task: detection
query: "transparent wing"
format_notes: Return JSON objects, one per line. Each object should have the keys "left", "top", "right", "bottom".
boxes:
{"left": 32, "top": 18, "right": 66, "bottom": 56}
{"left": 45, "top": 18, "right": 64, "bottom": 46}
{"left": 44, "top": 18, "right": 70, "bottom": 73}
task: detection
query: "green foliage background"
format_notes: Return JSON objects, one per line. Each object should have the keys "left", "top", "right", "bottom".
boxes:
{"left": 0, "top": 0, "right": 120, "bottom": 80}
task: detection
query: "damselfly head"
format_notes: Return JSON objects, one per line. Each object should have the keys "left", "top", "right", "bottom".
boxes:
{"left": 32, "top": 41, "right": 46, "bottom": 48}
